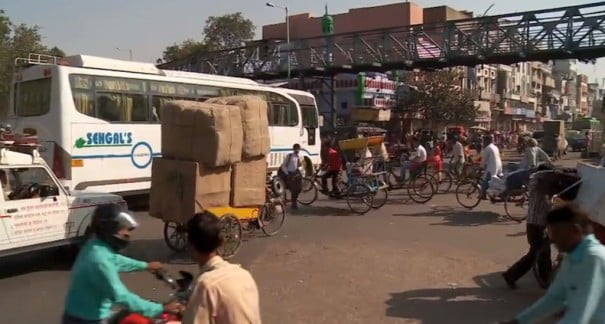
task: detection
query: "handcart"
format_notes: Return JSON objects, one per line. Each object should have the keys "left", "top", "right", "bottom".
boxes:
{"left": 163, "top": 183, "right": 286, "bottom": 259}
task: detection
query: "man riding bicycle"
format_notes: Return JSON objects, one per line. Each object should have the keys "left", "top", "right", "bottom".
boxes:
{"left": 62, "top": 203, "right": 183, "bottom": 324}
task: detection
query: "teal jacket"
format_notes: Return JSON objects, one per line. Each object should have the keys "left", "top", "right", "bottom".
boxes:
{"left": 517, "top": 234, "right": 605, "bottom": 324}
{"left": 63, "top": 238, "right": 164, "bottom": 320}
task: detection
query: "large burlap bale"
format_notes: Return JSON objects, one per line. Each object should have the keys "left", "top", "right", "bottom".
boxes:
{"left": 150, "top": 157, "right": 231, "bottom": 223}
{"left": 231, "top": 156, "right": 267, "bottom": 207}
{"left": 206, "top": 96, "right": 270, "bottom": 158}
{"left": 160, "top": 100, "right": 243, "bottom": 167}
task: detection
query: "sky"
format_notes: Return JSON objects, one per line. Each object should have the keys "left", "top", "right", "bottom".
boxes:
{"left": 1, "top": 0, "right": 603, "bottom": 81}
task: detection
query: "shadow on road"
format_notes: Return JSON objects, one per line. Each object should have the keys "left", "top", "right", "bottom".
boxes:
{"left": 0, "top": 247, "right": 74, "bottom": 279}
{"left": 393, "top": 205, "right": 509, "bottom": 227}
{"left": 292, "top": 206, "right": 363, "bottom": 217}
{"left": 385, "top": 272, "right": 530, "bottom": 324}
{"left": 431, "top": 210, "right": 507, "bottom": 227}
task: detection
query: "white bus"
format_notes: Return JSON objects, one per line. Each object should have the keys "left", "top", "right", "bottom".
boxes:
{"left": 8, "top": 54, "right": 320, "bottom": 196}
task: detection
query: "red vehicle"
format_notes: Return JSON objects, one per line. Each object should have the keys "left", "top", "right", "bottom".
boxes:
{"left": 111, "top": 270, "right": 193, "bottom": 324}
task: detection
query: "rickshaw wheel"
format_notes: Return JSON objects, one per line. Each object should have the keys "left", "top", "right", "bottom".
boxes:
{"left": 297, "top": 177, "right": 318, "bottom": 205}
{"left": 503, "top": 189, "right": 529, "bottom": 223}
{"left": 217, "top": 214, "right": 243, "bottom": 259}
{"left": 163, "top": 221, "right": 188, "bottom": 252}
{"left": 408, "top": 175, "right": 435, "bottom": 204}
{"left": 455, "top": 179, "right": 482, "bottom": 209}
{"left": 260, "top": 200, "right": 286, "bottom": 236}
{"left": 346, "top": 183, "right": 374, "bottom": 214}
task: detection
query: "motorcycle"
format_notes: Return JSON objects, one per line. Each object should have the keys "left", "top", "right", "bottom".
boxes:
{"left": 109, "top": 269, "right": 194, "bottom": 324}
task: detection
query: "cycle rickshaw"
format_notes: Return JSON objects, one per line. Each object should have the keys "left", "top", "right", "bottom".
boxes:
{"left": 297, "top": 136, "right": 389, "bottom": 214}
{"left": 163, "top": 181, "right": 286, "bottom": 259}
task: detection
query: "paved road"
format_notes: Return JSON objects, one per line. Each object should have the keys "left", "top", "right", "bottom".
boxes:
{"left": 0, "top": 153, "right": 584, "bottom": 324}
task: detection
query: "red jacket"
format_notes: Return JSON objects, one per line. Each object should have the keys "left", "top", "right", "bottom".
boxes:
{"left": 327, "top": 148, "right": 342, "bottom": 171}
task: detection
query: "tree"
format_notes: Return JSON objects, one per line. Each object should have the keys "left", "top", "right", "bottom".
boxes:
{"left": 0, "top": 10, "right": 64, "bottom": 119}
{"left": 159, "top": 12, "right": 255, "bottom": 63}
{"left": 203, "top": 12, "right": 255, "bottom": 50}
{"left": 398, "top": 69, "right": 477, "bottom": 128}
{"left": 160, "top": 39, "right": 209, "bottom": 63}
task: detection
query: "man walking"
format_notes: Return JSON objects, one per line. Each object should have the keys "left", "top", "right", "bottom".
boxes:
{"left": 502, "top": 170, "right": 553, "bottom": 289}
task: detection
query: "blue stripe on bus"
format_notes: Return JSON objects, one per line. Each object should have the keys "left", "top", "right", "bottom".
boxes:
{"left": 72, "top": 148, "right": 318, "bottom": 160}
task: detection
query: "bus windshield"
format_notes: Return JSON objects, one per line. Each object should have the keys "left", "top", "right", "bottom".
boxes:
{"left": 14, "top": 78, "right": 52, "bottom": 117}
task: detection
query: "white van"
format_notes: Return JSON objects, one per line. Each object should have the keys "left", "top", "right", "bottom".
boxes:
{"left": 0, "top": 147, "right": 125, "bottom": 257}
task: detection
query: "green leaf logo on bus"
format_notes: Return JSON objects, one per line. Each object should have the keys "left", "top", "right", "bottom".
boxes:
{"left": 74, "top": 132, "right": 133, "bottom": 148}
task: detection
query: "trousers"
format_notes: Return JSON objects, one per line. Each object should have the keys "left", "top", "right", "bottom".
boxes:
{"left": 503, "top": 224, "right": 552, "bottom": 283}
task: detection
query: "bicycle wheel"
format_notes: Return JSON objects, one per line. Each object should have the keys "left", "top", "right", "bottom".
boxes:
{"left": 217, "top": 214, "right": 243, "bottom": 259}
{"left": 430, "top": 170, "right": 453, "bottom": 194}
{"left": 163, "top": 222, "right": 188, "bottom": 252}
{"left": 259, "top": 200, "right": 286, "bottom": 236}
{"left": 407, "top": 175, "right": 434, "bottom": 204}
{"left": 455, "top": 179, "right": 481, "bottom": 209}
{"left": 503, "top": 189, "right": 529, "bottom": 222}
{"left": 297, "top": 177, "right": 318, "bottom": 205}
{"left": 346, "top": 183, "right": 374, "bottom": 214}
{"left": 371, "top": 188, "right": 389, "bottom": 209}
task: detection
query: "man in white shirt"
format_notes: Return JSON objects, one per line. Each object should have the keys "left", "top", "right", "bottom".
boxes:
{"left": 279, "top": 143, "right": 302, "bottom": 209}
{"left": 183, "top": 211, "right": 261, "bottom": 324}
{"left": 400, "top": 137, "right": 427, "bottom": 181}
{"left": 450, "top": 137, "right": 466, "bottom": 177}
{"left": 480, "top": 135, "right": 503, "bottom": 199}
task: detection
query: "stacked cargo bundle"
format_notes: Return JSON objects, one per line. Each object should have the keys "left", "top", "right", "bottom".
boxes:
{"left": 150, "top": 96, "right": 270, "bottom": 223}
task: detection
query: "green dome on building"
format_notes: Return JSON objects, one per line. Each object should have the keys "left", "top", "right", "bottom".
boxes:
{"left": 322, "top": 4, "right": 334, "bottom": 35}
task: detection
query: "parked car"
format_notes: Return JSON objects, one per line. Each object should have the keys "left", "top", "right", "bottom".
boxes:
{"left": 0, "top": 140, "right": 126, "bottom": 258}
{"left": 567, "top": 134, "right": 587, "bottom": 152}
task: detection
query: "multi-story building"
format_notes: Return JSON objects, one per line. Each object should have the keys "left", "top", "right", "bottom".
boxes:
{"left": 588, "top": 82, "right": 599, "bottom": 117}
{"left": 496, "top": 62, "right": 539, "bottom": 131}
{"left": 577, "top": 74, "right": 589, "bottom": 117}
{"left": 473, "top": 65, "right": 499, "bottom": 128}
{"left": 552, "top": 59, "right": 578, "bottom": 119}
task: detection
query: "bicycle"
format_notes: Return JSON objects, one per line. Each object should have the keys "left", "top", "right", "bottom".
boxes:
{"left": 454, "top": 169, "right": 529, "bottom": 222}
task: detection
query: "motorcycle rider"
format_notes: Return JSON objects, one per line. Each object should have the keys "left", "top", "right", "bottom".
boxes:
{"left": 62, "top": 203, "right": 183, "bottom": 324}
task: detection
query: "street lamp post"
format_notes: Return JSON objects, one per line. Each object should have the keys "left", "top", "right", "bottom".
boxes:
{"left": 266, "top": 2, "right": 290, "bottom": 79}
{"left": 116, "top": 47, "right": 133, "bottom": 61}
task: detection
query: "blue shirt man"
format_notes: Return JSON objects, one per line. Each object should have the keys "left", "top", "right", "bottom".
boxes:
{"left": 503, "top": 205, "right": 605, "bottom": 324}
{"left": 62, "top": 204, "right": 182, "bottom": 323}
{"left": 64, "top": 238, "right": 164, "bottom": 321}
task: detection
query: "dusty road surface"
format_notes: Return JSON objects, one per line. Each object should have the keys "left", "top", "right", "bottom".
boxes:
{"left": 0, "top": 153, "right": 584, "bottom": 324}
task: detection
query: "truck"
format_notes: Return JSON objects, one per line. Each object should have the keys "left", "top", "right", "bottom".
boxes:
{"left": 0, "top": 134, "right": 126, "bottom": 258}
{"left": 572, "top": 117, "right": 603, "bottom": 157}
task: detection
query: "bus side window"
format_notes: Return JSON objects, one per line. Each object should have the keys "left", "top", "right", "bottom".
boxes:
{"left": 96, "top": 93, "right": 147, "bottom": 122}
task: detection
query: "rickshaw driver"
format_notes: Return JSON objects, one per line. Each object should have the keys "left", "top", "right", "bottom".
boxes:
{"left": 400, "top": 137, "right": 427, "bottom": 182}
